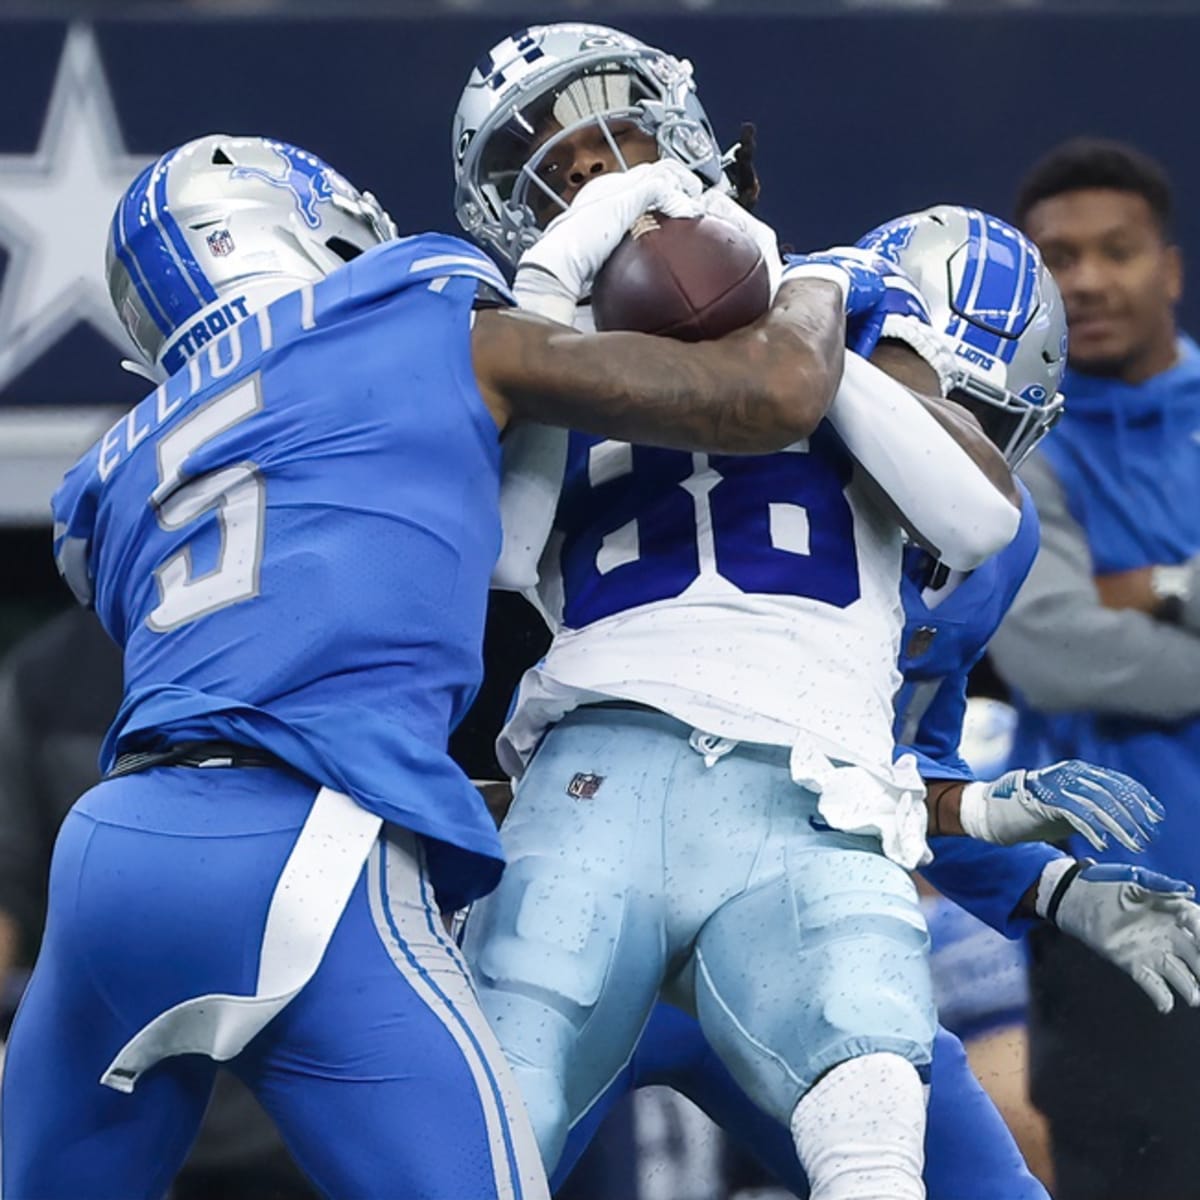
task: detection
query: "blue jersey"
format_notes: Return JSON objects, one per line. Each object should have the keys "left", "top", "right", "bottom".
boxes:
{"left": 53, "top": 235, "right": 512, "bottom": 910}
{"left": 895, "top": 482, "right": 1040, "bottom": 781}
{"left": 889, "top": 483, "right": 1061, "bottom": 937}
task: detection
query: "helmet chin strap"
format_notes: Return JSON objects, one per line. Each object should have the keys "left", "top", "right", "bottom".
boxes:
{"left": 120, "top": 358, "right": 163, "bottom": 384}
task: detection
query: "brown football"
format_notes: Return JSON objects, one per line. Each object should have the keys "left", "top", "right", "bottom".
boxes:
{"left": 590, "top": 212, "right": 770, "bottom": 341}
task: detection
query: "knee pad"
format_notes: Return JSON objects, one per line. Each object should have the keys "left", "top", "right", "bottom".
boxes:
{"left": 464, "top": 856, "right": 632, "bottom": 1013}
{"left": 793, "top": 850, "right": 935, "bottom": 1084}
{"left": 694, "top": 849, "right": 935, "bottom": 1121}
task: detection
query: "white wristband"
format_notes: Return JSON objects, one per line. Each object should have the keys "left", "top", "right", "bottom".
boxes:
{"left": 1035, "top": 857, "right": 1081, "bottom": 921}
{"left": 513, "top": 266, "right": 579, "bottom": 327}
{"left": 956, "top": 780, "right": 992, "bottom": 842}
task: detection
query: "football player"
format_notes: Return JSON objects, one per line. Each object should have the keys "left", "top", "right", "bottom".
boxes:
{"left": 0, "top": 133, "right": 868, "bottom": 1200}
{"left": 544, "top": 207, "right": 1200, "bottom": 1200}
{"left": 448, "top": 26, "right": 1114, "bottom": 1200}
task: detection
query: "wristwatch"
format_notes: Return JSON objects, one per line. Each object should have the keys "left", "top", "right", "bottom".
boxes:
{"left": 1150, "top": 563, "right": 1192, "bottom": 624}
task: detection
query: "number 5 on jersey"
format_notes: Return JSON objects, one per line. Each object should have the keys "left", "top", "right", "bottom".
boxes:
{"left": 148, "top": 376, "right": 266, "bottom": 632}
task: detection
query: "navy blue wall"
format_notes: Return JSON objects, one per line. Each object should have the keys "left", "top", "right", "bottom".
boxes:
{"left": 2, "top": 12, "right": 1199, "bottom": 411}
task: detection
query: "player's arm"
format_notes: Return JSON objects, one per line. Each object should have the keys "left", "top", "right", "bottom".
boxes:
{"left": 870, "top": 341, "right": 1018, "bottom": 505}
{"left": 786, "top": 250, "right": 1018, "bottom": 512}
{"left": 922, "top": 833, "right": 1200, "bottom": 1015}
{"left": 907, "top": 682, "right": 1200, "bottom": 1013}
{"left": 471, "top": 278, "right": 844, "bottom": 454}
{"left": 828, "top": 333, "right": 1019, "bottom": 572}
{"left": 914, "top": 668, "right": 1163, "bottom": 855}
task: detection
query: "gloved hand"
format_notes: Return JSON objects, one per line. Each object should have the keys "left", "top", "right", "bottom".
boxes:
{"left": 513, "top": 159, "right": 703, "bottom": 325}
{"left": 1038, "top": 858, "right": 1200, "bottom": 1014}
{"left": 958, "top": 759, "right": 1164, "bottom": 853}
{"left": 782, "top": 247, "right": 926, "bottom": 358}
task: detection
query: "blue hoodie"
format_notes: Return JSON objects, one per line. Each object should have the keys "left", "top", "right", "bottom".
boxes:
{"left": 1013, "top": 336, "right": 1200, "bottom": 882}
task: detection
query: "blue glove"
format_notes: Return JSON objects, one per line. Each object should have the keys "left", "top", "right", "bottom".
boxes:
{"left": 782, "top": 247, "right": 930, "bottom": 358}
{"left": 1038, "top": 859, "right": 1200, "bottom": 1013}
{"left": 958, "top": 759, "right": 1164, "bottom": 853}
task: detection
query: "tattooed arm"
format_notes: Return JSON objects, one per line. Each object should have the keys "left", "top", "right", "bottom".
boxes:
{"left": 471, "top": 279, "right": 844, "bottom": 454}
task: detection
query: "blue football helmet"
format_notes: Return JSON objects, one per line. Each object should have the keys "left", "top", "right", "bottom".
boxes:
{"left": 107, "top": 134, "right": 396, "bottom": 379}
{"left": 857, "top": 205, "right": 1067, "bottom": 468}
{"left": 452, "top": 23, "right": 724, "bottom": 265}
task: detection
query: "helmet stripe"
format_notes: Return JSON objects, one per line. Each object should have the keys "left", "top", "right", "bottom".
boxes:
{"left": 151, "top": 149, "right": 219, "bottom": 306}
{"left": 1003, "top": 228, "right": 1030, "bottom": 335}
{"left": 111, "top": 167, "right": 173, "bottom": 338}
{"left": 1000, "top": 235, "right": 1041, "bottom": 364}
{"left": 955, "top": 210, "right": 1003, "bottom": 356}
{"left": 119, "top": 156, "right": 206, "bottom": 333}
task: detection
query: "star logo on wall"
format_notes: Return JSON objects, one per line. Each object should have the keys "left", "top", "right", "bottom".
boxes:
{"left": 0, "top": 25, "right": 152, "bottom": 395}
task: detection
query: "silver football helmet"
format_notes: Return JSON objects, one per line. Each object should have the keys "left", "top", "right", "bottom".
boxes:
{"left": 858, "top": 205, "right": 1067, "bottom": 469}
{"left": 452, "top": 23, "right": 724, "bottom": 265}
{"left": 107, "top": 134, "right": 396, "bottom": 378}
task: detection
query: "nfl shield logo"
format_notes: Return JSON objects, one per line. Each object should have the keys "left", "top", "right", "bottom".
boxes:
{"left": 905, "top": 625, "right": 938, "bottom": 660}
{"left": 206, "top": 228, "right": 235, "bottom": 257}
{"left": 566, "top": 772, "right": 604, "bottom": 800}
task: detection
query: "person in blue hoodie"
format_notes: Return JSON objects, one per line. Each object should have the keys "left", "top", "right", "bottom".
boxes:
{"left": 991, "top": 137, "right": 1200, "bottom": 1200}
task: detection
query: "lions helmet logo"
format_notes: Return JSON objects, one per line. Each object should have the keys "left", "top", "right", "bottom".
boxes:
{"left": 231, "top": 143, "right": 337, "bottom": 230}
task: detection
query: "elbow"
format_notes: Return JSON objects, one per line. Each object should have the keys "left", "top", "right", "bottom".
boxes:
{"left": 929, "top": 490, "right": 1021, "bottom": 572}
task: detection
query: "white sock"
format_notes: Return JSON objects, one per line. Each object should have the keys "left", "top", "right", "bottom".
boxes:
{"left": 789, "top": 1052, "right": 927, "bottom": 1200}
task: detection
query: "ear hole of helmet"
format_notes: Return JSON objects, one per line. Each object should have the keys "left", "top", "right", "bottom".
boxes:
{"left": 211, "top": 147, "right": 233, "bottom": 165}
{"left": 325, "top": 236, "right": 364, "bottom": 263}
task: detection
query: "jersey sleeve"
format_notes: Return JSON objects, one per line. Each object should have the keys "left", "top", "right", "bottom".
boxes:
{"left": 51, "top": 440, "right": 104, "bottom": 609}
{"left": 387, "top": 233, "right": 514, "bottom": 304}
{"left": 898, "top": 483, "right": 1043, "bottom": 776}
{"left": 828, "top": 353, "right": 1020, "bottom": 571}
{"left": 492, "top": 424, "right": 569, "bottom": 594}
{"left": 896, "top": 668, "right": 974, "bottom": 783}
{"left": 921, "top": 835, "right": 1063, "bottom": 939}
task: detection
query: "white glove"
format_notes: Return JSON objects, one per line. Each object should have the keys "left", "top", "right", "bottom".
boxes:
{"left": 958, "top": 760, "right": 1163, "bottom": 853}
{"left": 699, "top": 188, "right": 784, "bottom": 297}
{"left": 514, "top": 160, "right": 704, "bottom": 325}
{"left": 1038, "top": 858, "right": 1200, "bottom": 1014}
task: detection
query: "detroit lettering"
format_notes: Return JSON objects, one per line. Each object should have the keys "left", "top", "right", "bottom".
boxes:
{"left": 161, "top": 297, "right": 250, "bottom": 373}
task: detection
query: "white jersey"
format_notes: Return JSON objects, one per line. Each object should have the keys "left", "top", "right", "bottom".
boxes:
{"left": 498, "top": 425, "right": 930, "bottom": 866}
